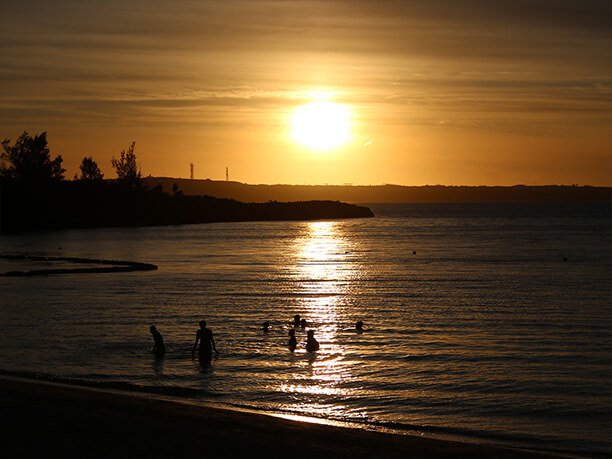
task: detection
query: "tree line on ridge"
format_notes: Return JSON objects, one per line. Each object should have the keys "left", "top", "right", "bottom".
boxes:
{"left": 0, "top": 131, "right": 373, "bottom": 233}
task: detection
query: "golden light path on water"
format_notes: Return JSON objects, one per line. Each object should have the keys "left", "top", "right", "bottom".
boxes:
{"left": 277, "top": 221, "right": 368, "bottom": 420}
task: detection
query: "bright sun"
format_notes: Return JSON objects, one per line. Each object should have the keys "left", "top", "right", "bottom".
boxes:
{"left": 291, "top": 101, "right": 350, "bottom": 149}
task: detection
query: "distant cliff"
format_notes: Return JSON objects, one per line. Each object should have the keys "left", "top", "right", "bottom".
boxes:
{"left": 144, "top": 178, "right": 611, "bottom": 203}
{"left": 0, "top": 180, "right": 373, "bottom": 233}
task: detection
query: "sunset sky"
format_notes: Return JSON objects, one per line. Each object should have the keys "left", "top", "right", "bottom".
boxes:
{"left": 1, "top": 0, "right": 610, "bottom": 185}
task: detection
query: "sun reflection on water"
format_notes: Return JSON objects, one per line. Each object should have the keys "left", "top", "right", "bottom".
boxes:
{"left": 295, "top": 221, "right": 354, "bottom": 320}
{"left": 276, "top": 221, "right": 366, "bottom": 419}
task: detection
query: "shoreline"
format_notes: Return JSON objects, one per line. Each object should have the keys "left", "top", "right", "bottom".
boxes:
{"left": 0, "top": 370, "right": 566, "bottom": 453}
{"left": 1, "top": 373, "right": 572, "bottom": 458}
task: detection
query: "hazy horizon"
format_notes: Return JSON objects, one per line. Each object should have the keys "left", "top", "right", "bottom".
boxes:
{"left": 147, "top": 176, "right": 610, "bottom": 188}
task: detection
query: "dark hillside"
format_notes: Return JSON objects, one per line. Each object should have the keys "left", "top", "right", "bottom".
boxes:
{"left": 144, "top": 178, "right": 611, "bottom": 203}
{"left": 0, "top": 179, "right": 373, "bottom": 233}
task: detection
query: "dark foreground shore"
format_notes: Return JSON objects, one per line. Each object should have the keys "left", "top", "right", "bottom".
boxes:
{"left": 1, "top": 375, "right": 567, "bottom": 459}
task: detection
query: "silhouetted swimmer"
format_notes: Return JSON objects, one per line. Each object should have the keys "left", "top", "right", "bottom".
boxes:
{"left": 192, "top": 320, "right": 218, "bottom": 365}
{"left": 305, "top": 330, "right": 319, "bottom": 352}
{"left": 355, "top": 320, "right": 364, "bottom": 333}
{"left": 288, "top": 329, "right": 297, "bottom": 351}
{"left": 150, "top": 325, "right": 165, "bottom": 357}
{"left": 263, "top": 321, "right": 270, "bottom": 333}
{"left": 293, "top": 314, "right": 301, "bottom": 327}
{"left": 300, "top": 318, "right": 307, "bottom": 328}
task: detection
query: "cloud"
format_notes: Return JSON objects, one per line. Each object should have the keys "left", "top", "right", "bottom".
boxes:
{"left": 1, "top": 0, "right": 611, "bottom": 134}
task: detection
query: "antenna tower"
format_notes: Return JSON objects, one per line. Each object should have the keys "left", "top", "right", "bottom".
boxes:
{"left": 226, "top": 167, "right": 229, "bottom": 181}
{"left": 190, "top": 163, "right": 194, "bottom": 180}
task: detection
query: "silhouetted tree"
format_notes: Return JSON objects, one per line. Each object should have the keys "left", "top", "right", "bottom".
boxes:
{"left": 1, "top": 131, "right": 65, "bottom": 180}
{"left": 171, "top": 182, "right": 183, "bottom": 196}
{"left": 77, "top": 156, "right": 104, "bottom": 181}
{"left": 111, "top": 141, "right": 141, "bottom": 186}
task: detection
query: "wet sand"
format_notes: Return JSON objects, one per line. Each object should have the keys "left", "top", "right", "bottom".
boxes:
{"left": 1, "top": 375, "right": 566, "bottom": 458}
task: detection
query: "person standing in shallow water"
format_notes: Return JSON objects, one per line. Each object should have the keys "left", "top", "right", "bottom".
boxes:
{"left": 192, "top": 320, "right": 217, "bottom": 364}
{"left": 288, "top": 329, "right": 297, "bottom": 351}
{"left": 305, "top": 330, "right": 319, "bottom": 352}
{"left": 150, "top": 325, "right": 165, "bottom": 357}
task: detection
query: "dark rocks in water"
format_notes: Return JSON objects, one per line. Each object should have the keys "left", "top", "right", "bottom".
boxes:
{"left": 0, "top": 254, "right": 157, "bottom": 277}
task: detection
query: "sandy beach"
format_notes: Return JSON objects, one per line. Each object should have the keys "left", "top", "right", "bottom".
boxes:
{"left": 1, "top": 375, "right": 568, "bottom": 459}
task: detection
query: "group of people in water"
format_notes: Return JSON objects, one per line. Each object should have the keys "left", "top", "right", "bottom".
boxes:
{"left": 285, "top": 314, "right": 320, "bottom": 352}
{"left": 150, "top": 315, "right": 365, "bottom": 364}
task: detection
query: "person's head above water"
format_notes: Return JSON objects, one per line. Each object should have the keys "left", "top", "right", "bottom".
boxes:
{"left": 356, "top": 320, "right": 364, "bottom": 331}
{"left": 199, "top": 320, "right": 207, "bottom": 328}
{"left": 263, "top": 321, "right": 270, "bottom": 332}
{"left": 288, "top": 329, "right": 295, "bottom": 337}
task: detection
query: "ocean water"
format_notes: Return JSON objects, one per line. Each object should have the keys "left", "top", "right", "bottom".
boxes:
{"left": 0, "top": 202, "right": 610, "bottom": 456}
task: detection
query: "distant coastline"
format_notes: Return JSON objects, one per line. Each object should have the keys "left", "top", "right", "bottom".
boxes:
{"left": 2, "top": 177, "right": 609, "bottom": 234}
{"left": 144, "top": 178, "right": 612, "bottom": 203}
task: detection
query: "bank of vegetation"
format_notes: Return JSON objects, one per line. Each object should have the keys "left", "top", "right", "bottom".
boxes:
{"left": 0, "top": 132, "right": 373, "bottom": 233}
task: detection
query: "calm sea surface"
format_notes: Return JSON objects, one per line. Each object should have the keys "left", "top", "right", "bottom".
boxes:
{"left": 1, "top": 202, "right": 610, "bottom": 456}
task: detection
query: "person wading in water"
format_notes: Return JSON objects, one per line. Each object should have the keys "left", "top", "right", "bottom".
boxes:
{"left": 149, "top": 325, "right": 166, "bottom": 357}
{"left": 191, "top": 320, "right": 218, "bottom": 365}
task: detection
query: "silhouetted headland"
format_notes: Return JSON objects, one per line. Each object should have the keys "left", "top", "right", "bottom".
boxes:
{"left": 144, "top": 177, "right": 611, "bottom": 203}
{"left": 0, "top": 179, "right": 374, "bottom": 233}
